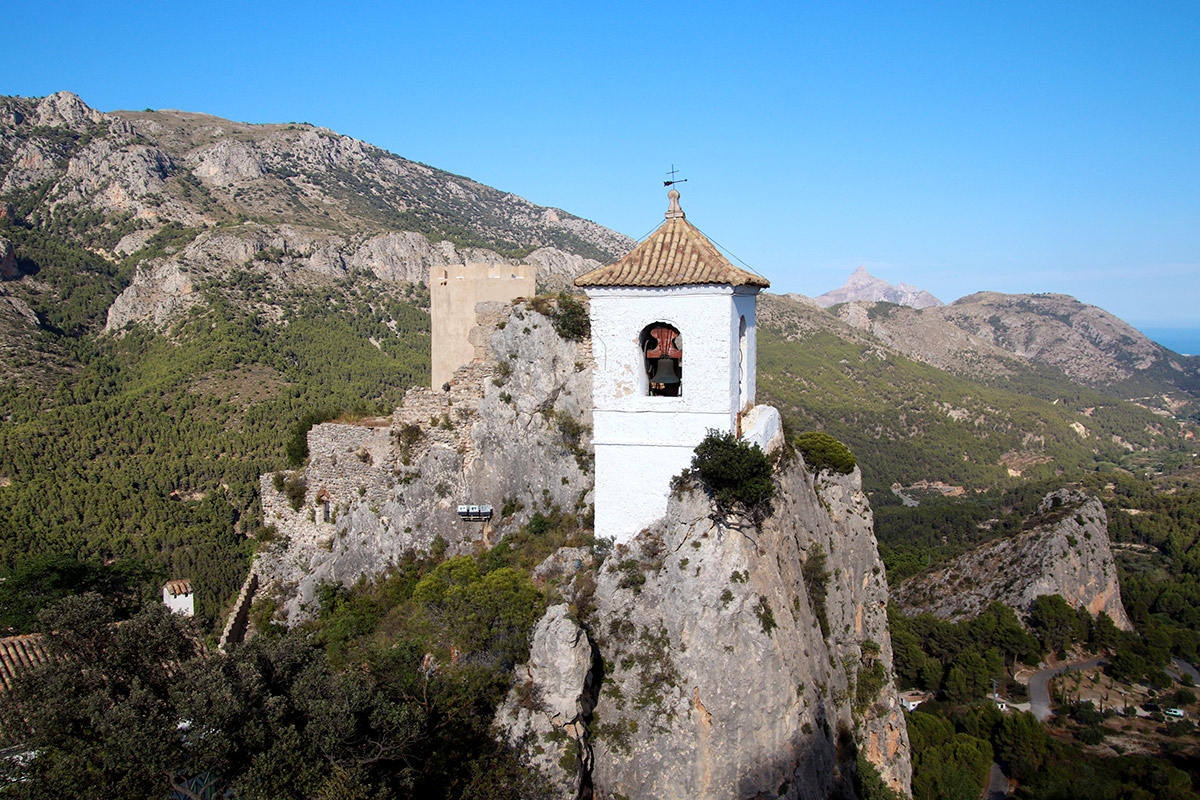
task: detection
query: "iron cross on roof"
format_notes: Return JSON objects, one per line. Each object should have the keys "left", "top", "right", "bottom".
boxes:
{"left": 663, "top": 164, "right": 688, "bottom": 187}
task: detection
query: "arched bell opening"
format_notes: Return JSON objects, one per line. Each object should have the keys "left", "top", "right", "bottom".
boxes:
{"left": 640, "top": 322, "right": 682, "bottom": 397}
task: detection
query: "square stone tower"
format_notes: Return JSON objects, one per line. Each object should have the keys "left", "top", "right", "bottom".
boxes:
{"left": 575, "top": 190, "right": 770, "bottom": 543}
{"left": 431, "top": 263, "right": 535, "bottom": 388}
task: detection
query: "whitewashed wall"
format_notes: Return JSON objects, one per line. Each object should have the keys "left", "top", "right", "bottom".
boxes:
{"left": 586, "top": 284, "right": 762, "bottom": 542}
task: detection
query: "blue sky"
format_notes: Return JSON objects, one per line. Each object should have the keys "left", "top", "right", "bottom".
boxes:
{"left": 6, "top": 1, "right": 1199, "bottom": 330}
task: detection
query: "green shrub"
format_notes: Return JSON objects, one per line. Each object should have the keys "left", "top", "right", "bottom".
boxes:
{"left": 282, "top": 474, "right": 308, "bottom": 511}
{"left": 802, "top": 544, "right": 831, "bottom": 638}
{"left": 686, "top": 429, "right": 775, "bottom": 510}
{"left": 550, "top": 293, "right": 589, "bottom": 342}
{"left": 615, "top": 559, "right": 646, "bottom": 593}
{"left": 754, "top": 596, "right": 777, "bottom": 636}
{"left": 794, "top": 432, "right": 856, "bottom": 475}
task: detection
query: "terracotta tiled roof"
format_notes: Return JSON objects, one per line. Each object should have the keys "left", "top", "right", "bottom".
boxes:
{"left": 575, "top": 191, "right": 770, "bottom": 290}
{"left": 164, "top": 579, "right": 193, "bottom": 598}
{"left": 0, "top": 634, "right": 51, "bottom": 692}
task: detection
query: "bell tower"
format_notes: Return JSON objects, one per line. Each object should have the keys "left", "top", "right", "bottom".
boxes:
{"left": 576, "top": 189, "right": 770, "bottom": 543}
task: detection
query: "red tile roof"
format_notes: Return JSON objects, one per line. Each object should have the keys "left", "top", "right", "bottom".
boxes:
{"left": 575, "top": 191, "right": 769, "bottom": 290}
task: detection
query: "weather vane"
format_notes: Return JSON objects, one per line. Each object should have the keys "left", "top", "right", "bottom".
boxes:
{"left": 664, "top": 164, "right": 687, "bottom": 188}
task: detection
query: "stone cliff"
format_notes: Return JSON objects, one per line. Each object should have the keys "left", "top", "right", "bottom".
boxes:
{"left": 252, "top": 297, "right": 913, "bottom": 797}
{"left": 254, "top": 298, "right": 593, "bottom": 621}
{"left": 498, "top": 455, "right": 912, "bottom": 799}
{"left": 893, "top": 489, "right": 1133, "bottom": 631}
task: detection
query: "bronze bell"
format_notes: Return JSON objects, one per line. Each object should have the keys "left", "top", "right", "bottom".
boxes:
{"left": 650, "top": 357, "right": 680, "bottom": 385}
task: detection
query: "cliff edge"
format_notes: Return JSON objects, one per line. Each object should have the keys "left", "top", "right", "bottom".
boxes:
{"left": 499, "top": 456, "right": 912, "bottom": 799}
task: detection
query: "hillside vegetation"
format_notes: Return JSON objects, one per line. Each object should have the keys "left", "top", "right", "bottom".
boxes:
{"left": 0, "top": 217, "right": 431, "bottom": 630}
{"left": 2, "top": 89, "right": 1200, "bottom": 799}
{"left": 0, "top": 91, "right": 626, "bottom": 633}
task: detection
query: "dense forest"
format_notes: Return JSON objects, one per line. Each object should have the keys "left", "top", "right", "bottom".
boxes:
{"left": 0, "top": 216, "right": 431, "bottom": 631}
{"left": 0, "top": 530, "right": 567, "bottom": 799}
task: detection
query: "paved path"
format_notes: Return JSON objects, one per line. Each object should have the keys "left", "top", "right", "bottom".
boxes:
{"left": 1028, "top": 658, "right": 1104, "bottom": 721}
{"left": 983, "top": 762, "right": 1008, "bottom": 799}
{"left": 1171, "top": 657, "right": 1200, "bottom": 685}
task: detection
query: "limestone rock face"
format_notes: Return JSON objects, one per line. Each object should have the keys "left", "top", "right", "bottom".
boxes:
{"left": 33, "top": 91, "right": 104, "bottom": 130}
{"left": 105, "top": 259, "right": 197, "bottom": 331}
{"left": 189, "top": 140, "right": 266, "bottom": 185}
{"left": 253, "top": 299, "right": 594, "bottom": 621}
{"left": 56, "top": 139, "right": 175, "bottom": 207}
{"left": 102, "top": 222, "right": 603, "bottom": 333}
{"left": 1, "top": 139, "right": 60, "bottom": 193}
{"left": 495, "top": 604, "right": 597, "bottom": 798}
{"left": 894, "top": 490, "right": 1133, "bottom": 630}
{"left": 0, "top": 237, "right": 17, "bottom": 281}
{"left": 504, "top": 459, "right": 912, "bottom": 799}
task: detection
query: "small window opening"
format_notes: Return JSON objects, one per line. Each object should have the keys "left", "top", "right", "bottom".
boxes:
{"left": 738, "top": 315, "right": 748, "bottom": 410}
{"left": 641, "top": 323, "right": 682, "bottom": 397}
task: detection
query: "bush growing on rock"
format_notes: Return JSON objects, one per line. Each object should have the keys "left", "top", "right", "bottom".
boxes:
{"left": 794, "top": 431, "right": 856, "bottom": 475}
{"left": 549, "top": 292, "right": 589, "bottom": 342}
{"left": 684, "top": 429, "right": 775, "bottom": 511}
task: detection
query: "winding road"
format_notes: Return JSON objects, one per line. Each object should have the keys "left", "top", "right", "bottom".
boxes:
{"left": 984, "top": 762, "right": 1008, "bottom": 800}
{"left": 1028, "top": 658, "right": 1105, "bottom": 721}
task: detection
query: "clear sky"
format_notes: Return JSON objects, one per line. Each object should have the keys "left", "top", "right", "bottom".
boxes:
{"left": 5, "top": 1, "right": 1199, "bottom": 329}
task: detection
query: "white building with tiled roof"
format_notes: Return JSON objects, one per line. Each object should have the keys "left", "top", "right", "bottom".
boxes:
{"left": 576, "top": 189, "right": 779, "bottom": 542}
{"left": 162, "top": 579, "right": 194, "bottom": 617}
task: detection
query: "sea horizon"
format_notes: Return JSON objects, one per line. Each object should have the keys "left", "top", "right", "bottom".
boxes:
{"left": 1138, "top": 327, "right": 1200, "bottom": 357}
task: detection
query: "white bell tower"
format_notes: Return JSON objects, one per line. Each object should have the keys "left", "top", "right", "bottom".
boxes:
{"left": 576, "top": 190, "right": 771, "bottom": 543}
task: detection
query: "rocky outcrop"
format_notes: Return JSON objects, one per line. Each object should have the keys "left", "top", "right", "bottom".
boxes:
{"left": 0, "top": 237, "right": 17, "bottom": 281}
{"left": 894, "top": 489, "right": 1133, "bottom": 630}
{"left": 500, "top": 457, "right": 912, "bottom": 799}
{"left": 33, "top": 91, "right": 104, "bottom": 130}
{"left": 2, "top": 90, "right": 637, "bottom": 334}
{"left": 105, "top": 260, "right": 197, "bottom": 331}
{"left": 495, "top": 604, "right": 598, "bottom": 799}
{"left": 54, "top": 139, "right": 175, "bottom": 210}
{"left": 814, "top": 266, "right": 942, "bottom": 310}
{"left": 253, "top": 298, "right": 594, "bottom": 621}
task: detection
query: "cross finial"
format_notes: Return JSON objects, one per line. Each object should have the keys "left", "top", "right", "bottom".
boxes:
{"left": 664, "top": 165, "right": 687, "bottom": 219}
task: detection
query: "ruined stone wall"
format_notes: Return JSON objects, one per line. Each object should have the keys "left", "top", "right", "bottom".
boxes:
{"left": 259, "top": 422, "right": 395, "bottom": 549}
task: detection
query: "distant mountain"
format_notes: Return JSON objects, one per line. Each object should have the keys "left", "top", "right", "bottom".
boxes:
{"left": 812, "top": 265, "right": 943, "bottom": 309}
{"left": 820, "top": 291, "right": 1200, "bottom": 418}
{"left": 757, "top": 292, "right": 1200, "bottom": 495}
{"left": 0, "top": 91, "right": 634, "bottom": 341}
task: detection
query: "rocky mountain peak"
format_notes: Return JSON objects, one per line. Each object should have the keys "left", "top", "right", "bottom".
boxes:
{"left": 33, "top": 91, "right": 105, "bottom": 130}
{"left": 813, "top": 266, "right": 943, "bottom": 310}
{"left": 893, "top": 489, "right": 1133, "bottom": 631}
